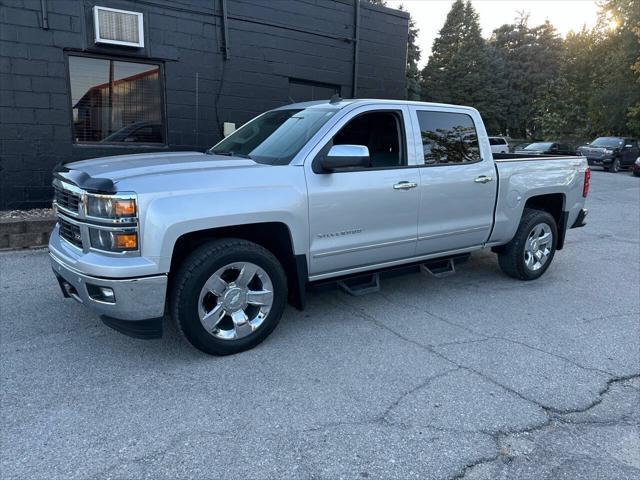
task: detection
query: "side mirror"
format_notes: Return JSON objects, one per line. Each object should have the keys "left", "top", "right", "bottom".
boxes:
{"left": 318, "top": 145, "right": 369, "bottom": 172}
{"left": 625, "top": 144, "right": 633, "bottom": 149}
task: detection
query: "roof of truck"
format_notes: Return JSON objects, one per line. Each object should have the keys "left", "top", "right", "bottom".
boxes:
{"left": 275, "top": 98, "right": 476, "bottom": 112}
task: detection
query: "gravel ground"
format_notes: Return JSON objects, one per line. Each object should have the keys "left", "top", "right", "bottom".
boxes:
{"left": 0, "top": 208, "right": 55, "bottom": 219}
{"left": 0, "top": 170, "right": 638, "bottom": 479}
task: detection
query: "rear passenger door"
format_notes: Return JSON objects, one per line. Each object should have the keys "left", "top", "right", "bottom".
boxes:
{"left": 409, "top": 107, "right": 497, "bottom": 255}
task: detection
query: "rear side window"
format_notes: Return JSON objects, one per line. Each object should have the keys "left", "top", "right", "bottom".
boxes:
{"left": 489, "top": 137, "right": 506, "bottom": 146}
{"left": 416, "top": 111, "right": 481, "bottom": 165}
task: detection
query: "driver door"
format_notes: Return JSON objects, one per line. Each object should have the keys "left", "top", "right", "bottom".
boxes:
{"left": 304, "top": 105, "right": 420, "bottom": 278}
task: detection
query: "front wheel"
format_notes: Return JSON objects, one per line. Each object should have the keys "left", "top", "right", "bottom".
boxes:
{"left": 171, "top": 239, "right": 287, "bottom": 355}
{"left": 608, "top": 158, "right": 620, "bottom": 173}
{"left": 497, "top": 208, "right": 558, "bottom": 280}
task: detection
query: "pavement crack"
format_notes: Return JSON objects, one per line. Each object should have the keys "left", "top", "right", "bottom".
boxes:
{"left": 330, "top": 295, "right": 553, "bottom": 413}
{"left": 449, "top": 374, "right": 640, "bottom": 479}
{"left": 379, "top": 367, "right": 460, "bottom": 421}
{"left": 376, "top": 291, "right": 618, "bottom": 377}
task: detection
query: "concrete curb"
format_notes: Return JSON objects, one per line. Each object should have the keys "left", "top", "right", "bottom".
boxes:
{"left": 0, "top": 217, "right": 56, "bottom": 250}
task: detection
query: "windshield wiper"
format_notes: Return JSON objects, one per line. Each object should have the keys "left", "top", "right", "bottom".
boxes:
{"left": 209, "top": 150, "right": 252, "bottom": 159}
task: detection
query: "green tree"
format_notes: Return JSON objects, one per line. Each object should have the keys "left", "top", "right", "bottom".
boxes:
{"left": 398, "top": 4, "right": 421, "bottom": 100}
{"left": 491, "top": 16, "right": 563, "bottom": 138}
{"left": 421, "top": 0, "right": 506, "bottom": 132}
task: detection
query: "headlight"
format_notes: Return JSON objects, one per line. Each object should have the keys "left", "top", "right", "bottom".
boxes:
{"left": 89, "top": 228, "right": 138, "bottom": 252}
{"left": 604, "top": 149, "right": 614, "bottom": 155}
{"left": 86, "top": 195, "right": 136, "bottom": 219}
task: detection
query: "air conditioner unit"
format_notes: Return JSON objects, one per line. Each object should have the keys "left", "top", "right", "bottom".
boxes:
{"left": 93, "top": 6, "right": 144, "bottom": 48}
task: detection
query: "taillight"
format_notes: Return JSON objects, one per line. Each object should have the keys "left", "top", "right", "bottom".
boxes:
{"left": 583, "top": 168, "right": 590, "bottom": 197}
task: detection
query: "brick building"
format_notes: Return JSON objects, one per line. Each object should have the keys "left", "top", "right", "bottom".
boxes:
{"left": 0, "top": 0, "right": 409, "bottom": 210}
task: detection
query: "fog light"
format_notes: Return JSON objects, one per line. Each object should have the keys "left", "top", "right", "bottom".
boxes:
{"left": 99, "top": 287, "right": 115, "bottom": 301}
{"left": 87, "top": 284, "right": 116, "bottom": 303}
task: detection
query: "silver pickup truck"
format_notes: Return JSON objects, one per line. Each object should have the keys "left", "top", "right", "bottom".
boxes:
{"left": 50, "top": 99, "right": 589, "bottom": 355}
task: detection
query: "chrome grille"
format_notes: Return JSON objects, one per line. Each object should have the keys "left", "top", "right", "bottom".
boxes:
{"left": 58, "top": 217, "right": 83, "bottom": 248}
{"left": 54, "top": 185, "right": 80, "bottom": 214}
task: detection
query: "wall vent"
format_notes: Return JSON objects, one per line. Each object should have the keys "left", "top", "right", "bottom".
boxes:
{"left": 93, "top": 6, "right": 144, "bottom": 47}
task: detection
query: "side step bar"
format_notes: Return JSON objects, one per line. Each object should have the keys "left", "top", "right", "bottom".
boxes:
{"left": 333, "top": 253, "right": 469, "bottom": 296}
{"left": 421, "top": 257, "right": 456, "bottom": 278}
{"left": 338, "top": 273, "right": 380, "bottom": 296}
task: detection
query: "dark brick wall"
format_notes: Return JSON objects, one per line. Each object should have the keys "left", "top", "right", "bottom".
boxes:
{"left": 0, "top": 0, "right": 409, "bottom": 210}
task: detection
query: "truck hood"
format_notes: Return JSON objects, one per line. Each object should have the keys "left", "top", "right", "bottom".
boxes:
{"left": 58, "top": 151, "right": 264, "bottom": 191}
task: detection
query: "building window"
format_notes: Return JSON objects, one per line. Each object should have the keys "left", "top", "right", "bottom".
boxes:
{"left": 68, "top": 55, "right": 165, "bottom": 144}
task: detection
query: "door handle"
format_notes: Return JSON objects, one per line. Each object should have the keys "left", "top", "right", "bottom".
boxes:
{"left": 474, "top": 176, "right": 493, "bottom": 184}
{"left": 393, "top": 181, "right": 418, "bottom": 190}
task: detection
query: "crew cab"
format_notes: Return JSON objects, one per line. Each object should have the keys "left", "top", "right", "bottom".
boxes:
{"left": 49, "top": 99, "right": 590, "bottom": 355}
{"left": 577, "top": 137, "right": 639, "bottom": 172}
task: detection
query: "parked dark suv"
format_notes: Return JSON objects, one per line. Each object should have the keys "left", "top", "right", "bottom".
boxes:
{"left": 577, "top": 137, "right": 640, "bottom": 172}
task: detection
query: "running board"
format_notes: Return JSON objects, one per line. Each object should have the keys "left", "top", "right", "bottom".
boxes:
{"left": 421, "top": 258, "right": 456, "bottom": 278}
{"left": 338, "top": 273, "right": 380, "bottom": 296}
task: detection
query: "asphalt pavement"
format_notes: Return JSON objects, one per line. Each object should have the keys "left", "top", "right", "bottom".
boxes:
{"left": 1, "top": 170, "right": 638, "bottom": 479}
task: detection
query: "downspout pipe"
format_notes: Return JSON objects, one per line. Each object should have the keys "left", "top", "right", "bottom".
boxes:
{"left": 40, "top": 0, "right": 49, "bottom": 29}
{"left": 221, "top": 0, "right": 230, "bottom": 60}
{"left": 352, "top": 0, "right": 360, "bottom": 98}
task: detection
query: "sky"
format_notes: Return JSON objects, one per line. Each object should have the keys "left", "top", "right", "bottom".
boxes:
{"left": 385, "top": 0, "right": 601, "bottom": 67}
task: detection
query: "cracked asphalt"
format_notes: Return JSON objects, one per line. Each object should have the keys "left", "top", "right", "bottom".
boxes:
{"left": 1, "top": 171, "right": 639, "bottom": 480}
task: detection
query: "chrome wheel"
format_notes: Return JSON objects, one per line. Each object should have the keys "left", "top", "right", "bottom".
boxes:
{"left": 197, "top": 262, "right": 274, "bottom": 340}
{"left": 524, "top": 223, "right": 553, "bottom": 271}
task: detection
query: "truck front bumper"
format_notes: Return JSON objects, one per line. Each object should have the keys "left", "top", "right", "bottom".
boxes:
{"left": 50, "top": 252, "right": 167, "bottom": 321}
{"left": 586, "top": 157, "right": 612, "bottom": 166}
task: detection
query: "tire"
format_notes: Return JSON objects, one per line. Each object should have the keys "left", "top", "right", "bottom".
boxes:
{"left": 170, "top": 238, "right": 287, "bottom": 355}
{"left": 497, "top": 208, "right": 558, "bottom": 281}
{"left": 608, "top": 158, "right": 620, "bottom": 173}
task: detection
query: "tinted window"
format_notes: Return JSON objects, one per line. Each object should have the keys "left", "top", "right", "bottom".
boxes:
{"left": 591, "top": 137, "right": 624, "bottom": 148}
{"left": 416, "top": 111, "right": 480, "bottom": 165}
{"left": 524, "top": 142, "right": 553, "bottom": 151}
{"left": 489, "top": 137, "right": 506, "bottom": 145}
{"left": 69, "top": 55, "right": 164, "bottom": 144}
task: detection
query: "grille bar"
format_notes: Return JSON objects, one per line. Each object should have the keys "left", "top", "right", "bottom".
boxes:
{"left": 58, "top": 217, "right": 83, "bottom": 248}
{"left": 54, "top": 186, "right": 80, "bottom": 214}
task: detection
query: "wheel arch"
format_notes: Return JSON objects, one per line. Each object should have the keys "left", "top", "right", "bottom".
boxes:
{"left": 523, "top": 193, "right": 567, "bottom": 250}
{"left": 169, "top": 222, "right": 307, "bottom": 310}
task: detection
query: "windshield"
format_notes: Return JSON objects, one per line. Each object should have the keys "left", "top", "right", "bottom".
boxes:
{"left": 590, "top": 137, "right": 623, "bottom": 148}
{"left": 208, "top": 108, "right": 337, "bottom": 165}
{"left": 524, "top": 142, "right": 553, "bottom": 150}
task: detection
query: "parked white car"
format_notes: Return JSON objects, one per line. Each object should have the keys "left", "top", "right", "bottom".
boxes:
{"left": 489, "top": 136, "right": 509, "bottom": 154}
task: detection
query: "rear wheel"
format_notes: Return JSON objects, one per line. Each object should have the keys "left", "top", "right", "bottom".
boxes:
{"left": 171, "top": 239, "right": 287, "bottom": 355}
{"left": 497, "top": 208, "right": 558, "bottom": 280}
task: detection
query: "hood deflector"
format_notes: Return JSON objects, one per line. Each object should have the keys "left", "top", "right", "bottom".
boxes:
{"left": 53, "top": 163, "right": 117, "bottom": 194}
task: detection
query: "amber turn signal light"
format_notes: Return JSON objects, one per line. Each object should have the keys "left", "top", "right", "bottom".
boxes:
{"left": 114, "top": 199, "right": 136, "bottom": 217}
{"left": 113, "top": 233, "right": 138, "bottom": 250}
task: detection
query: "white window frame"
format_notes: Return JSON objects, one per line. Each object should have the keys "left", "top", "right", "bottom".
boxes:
{"left": 93, "top": 6, "right": 144, "bottom": 48}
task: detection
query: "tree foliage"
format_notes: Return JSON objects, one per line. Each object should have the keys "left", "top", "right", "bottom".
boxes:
{"left": 420, "top": 0, "right": 506, "bottom": 132}
{"left": 420, "top": 0, "right": 640, "bottom": 139}
{"left": 403, "top": 7, "right": 422, "bottom": 100}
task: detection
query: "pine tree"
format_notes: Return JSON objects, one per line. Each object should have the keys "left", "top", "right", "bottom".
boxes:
{"left": 421, "top": 0, "right": 505, "bottom": 132}
{"left": 398, "top": 4, "right": 421, "bottom": 100}
{"left": 491, "top": 16, "right": 562, "bottom": 137}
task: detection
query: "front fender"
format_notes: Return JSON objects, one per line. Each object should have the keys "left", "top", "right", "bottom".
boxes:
{"left": 140, "top": 186, "right": 308, "bottom": 273}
